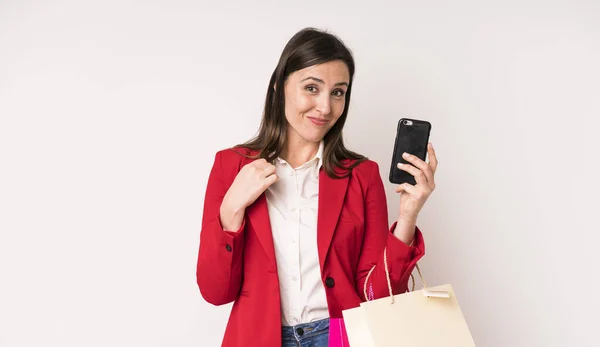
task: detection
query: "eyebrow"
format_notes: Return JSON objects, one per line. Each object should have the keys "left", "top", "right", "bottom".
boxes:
{"left": 300, "top": 76, "right": 349, "bottom": 87}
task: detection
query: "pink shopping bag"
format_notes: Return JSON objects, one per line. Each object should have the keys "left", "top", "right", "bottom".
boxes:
{"left": 329, "top": 318, "right": 351, "bottom": 347}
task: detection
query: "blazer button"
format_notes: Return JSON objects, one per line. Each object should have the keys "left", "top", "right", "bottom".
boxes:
{"left": 325, "top": 277, "right": 335, "bottom": 288}
{"left": 225, "top": 244, "right": 232, "bottom": 252}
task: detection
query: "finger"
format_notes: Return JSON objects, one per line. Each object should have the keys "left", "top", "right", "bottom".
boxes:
{"left": 250, "top": 158, "right": 276, "bottom": 176}
{"left": 261, "top": 164, "right": 277, "bottom": 178}
{"left": 395, "top": 183, "right": 418, "bottom": 195}
{"left": 263, "top": 173, "right": 278, "bottom": 188}
{"left": 427, "top": 143, "right": 438, "bottom": 175}
{"left": 397, "top": 162, "right": 427, "bottom": 186}
{"left": 252, "top": 158, "right": 270, "bottom": 169}
{"left": 402, "top": 152, "right": 434, "bottom": 184}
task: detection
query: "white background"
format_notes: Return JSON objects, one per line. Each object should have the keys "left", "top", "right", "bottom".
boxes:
{"left": 1, "top": 1, "right": 599, "bottom": 346}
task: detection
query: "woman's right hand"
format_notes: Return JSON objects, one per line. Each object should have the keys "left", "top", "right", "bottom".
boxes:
{"left": 219, "top": 158, "right": 278, "bottom": 231}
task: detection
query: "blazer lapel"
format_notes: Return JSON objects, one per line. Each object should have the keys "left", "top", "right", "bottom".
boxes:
{"left": 241, "top": 153, "right": 277, "bottom": 272}
{"left": 246, "top": 193, "right": 277, "bottom": 272}
{"left": 317, "top": 168, "right": 349, "bottom": 274}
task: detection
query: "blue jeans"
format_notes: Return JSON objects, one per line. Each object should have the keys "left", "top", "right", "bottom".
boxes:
{"left": 281, "top": 317, "right": 329, "bottom": 347}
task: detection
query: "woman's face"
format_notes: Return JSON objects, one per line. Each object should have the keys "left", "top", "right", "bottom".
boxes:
{"left": 283, "top": 60, "right": 350, "bottom": 145}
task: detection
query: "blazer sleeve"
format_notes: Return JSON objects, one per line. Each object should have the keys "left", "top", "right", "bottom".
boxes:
{"left": 354, "top": 161, "right": 426, "bottom": 301}
{"left": 196, "top": 150, "right": 245, "bottom": 306}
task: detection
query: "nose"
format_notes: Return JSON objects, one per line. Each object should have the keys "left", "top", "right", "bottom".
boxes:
{"left": 315, "top": 94, "right": 331, "bottom": 116}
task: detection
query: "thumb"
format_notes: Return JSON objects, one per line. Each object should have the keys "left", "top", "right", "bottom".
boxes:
{"left": 395, "top": 184, "right": 407, "bottom": 193}
{"left": 396, "top": 183, "right": 417, "bottom": 195}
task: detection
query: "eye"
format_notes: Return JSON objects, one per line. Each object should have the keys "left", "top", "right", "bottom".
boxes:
{"left": 305, "top": 85, "right": 318, "bottom": 93}
{"left": 332, "top": 89, "right": 346, "bottom": 97}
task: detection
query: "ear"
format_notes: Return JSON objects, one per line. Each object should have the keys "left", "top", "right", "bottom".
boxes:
{"left": 273, "top": 82, "right": 277, "bottom": 91}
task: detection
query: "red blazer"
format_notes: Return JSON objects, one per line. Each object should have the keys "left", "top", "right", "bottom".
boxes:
{"left": 196, "top": 147, "right": 425, "bottom": 346}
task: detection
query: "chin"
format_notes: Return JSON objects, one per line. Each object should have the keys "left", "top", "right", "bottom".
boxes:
{"left": 306, "top": 132, "right": 328, "bottom": 143}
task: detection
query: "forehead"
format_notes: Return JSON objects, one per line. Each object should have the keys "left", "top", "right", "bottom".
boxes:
{"left": 292, "top": 60, "right": 350, "bottom": 83}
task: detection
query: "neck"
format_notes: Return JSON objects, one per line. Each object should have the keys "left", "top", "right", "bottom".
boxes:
{"left": 281, "top": 133, "right": 320, "bottom": 169}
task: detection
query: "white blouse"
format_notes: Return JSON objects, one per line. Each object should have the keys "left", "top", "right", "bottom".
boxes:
{"left": 265, "top": 141, "right": 328, "bottom": 326}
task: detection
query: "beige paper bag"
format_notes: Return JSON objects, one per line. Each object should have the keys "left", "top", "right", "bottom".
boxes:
{"left": 342, "top": 248, "right": 476, "bottom": 347}
{"left": 341, "top": 304, "right": 375, "bottom": 347}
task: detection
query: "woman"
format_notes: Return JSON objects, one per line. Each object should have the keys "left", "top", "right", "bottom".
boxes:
{"left": 196, "top": 27, "right": 438, "bottom": 347}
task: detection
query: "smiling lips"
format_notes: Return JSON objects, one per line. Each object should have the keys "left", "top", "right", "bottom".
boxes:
{"left": 308, "top": 117, "right": 328, "bottom": 126}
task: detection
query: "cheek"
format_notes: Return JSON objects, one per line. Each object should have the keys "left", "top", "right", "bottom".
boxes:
{"left": 294, "top": 94, "right": 314, "bottom": 114}
{"left": 287, "top": 95, "right": 313, "bottom": 121}
{"left": 332, "top": 100, "right": 346, "bottom": 118}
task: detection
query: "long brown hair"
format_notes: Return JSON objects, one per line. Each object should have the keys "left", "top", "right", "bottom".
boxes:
{"left": 235, "top": 27, "right": 367, "bottom": 178}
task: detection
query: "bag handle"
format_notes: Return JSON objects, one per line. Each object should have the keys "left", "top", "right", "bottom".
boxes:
{"left": 363, "top": 247, "right": 428, "bottom": 304}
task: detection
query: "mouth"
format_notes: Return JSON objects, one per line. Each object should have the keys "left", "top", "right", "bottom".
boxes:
{"left": 307, "top": 117, "right": 329, "bottom": 126}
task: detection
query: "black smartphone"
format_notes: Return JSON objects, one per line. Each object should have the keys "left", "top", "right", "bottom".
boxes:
{"left": 389, "top": 118, "right": 432, "bottom": 185}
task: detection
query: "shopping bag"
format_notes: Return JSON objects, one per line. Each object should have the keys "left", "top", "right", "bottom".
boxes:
{"left": 341, "top": 248, "right": 476, "bottom": 346}
{"left": 328, "top": 318, "right": 351, "bottom": 347}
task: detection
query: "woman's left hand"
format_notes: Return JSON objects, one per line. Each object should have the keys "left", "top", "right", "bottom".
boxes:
{"left": 395, "top": 143, "right": 438, "bottom": 224}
